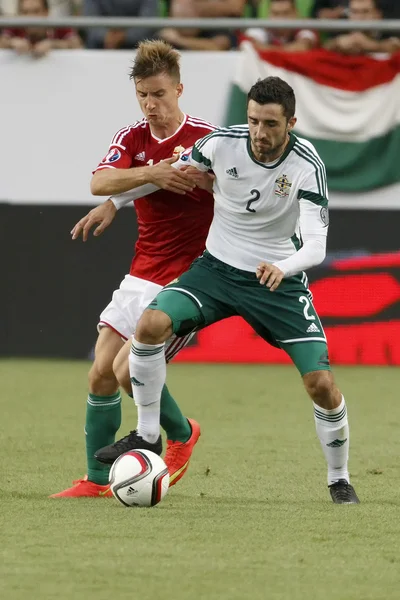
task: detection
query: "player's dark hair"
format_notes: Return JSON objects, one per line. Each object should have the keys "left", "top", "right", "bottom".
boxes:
{"left": 130, "top": 40, "right": 181, "bottom": 83}
{"left": 247, "top": 77, "right": 296, "bottom": 120}
{"left": 19, "top": 0, "right": 49, "bottom": 11}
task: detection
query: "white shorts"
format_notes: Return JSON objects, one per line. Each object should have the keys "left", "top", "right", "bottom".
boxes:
{"left": 98, "top": 274, "right": 192, "bottom": 362}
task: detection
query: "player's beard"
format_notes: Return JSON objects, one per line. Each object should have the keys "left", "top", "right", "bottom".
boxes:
{"left": 252, "top": 132, "right": 289, "bottom": 163}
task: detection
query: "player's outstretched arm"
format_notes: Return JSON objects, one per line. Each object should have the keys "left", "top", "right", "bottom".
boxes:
{"left": 70, "top": 199, "right": 117, "bottom": 242}
{"left": 91, "top": 157, "right": 195, "bottom": 196}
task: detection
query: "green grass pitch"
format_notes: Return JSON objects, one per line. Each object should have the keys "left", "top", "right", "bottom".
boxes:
{"left": 1, "top": 359, "right": 400, "bottom": 600}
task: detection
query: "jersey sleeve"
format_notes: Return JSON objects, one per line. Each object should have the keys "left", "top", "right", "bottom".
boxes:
{"left": 111, "top": 152, "right": 189, "bottom": 209}
{"left": 185, "top": 133, "right": 217, "bottom": 172}
{"left": 297, "top": 166, "right": 329, "bottom": 236}
{"left": 93, "top": 127, "right": 140, "bottom": 173}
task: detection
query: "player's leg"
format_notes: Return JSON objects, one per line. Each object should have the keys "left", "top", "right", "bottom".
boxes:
{"left": 113, "top": 336, "right": 193, "bottom": 442}
{"left": 237, "top": 271, "right": 359, "bottom": 503}
{"left": 50, "top": 326, "right": 123, "bottom": 498}
{"left": 50, "top": 274, "right": 146, "bottom": 498}
{"left": 112, "top": 335, "right": 200, "bottom": 486}
{"left": 284, "top": 342, "right": 358, "bottom": 503}
{"left": 95, "top": 255, "right": 234, "bottom": 468}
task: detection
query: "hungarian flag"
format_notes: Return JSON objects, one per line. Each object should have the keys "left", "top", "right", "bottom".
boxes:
{"left": 225, "top": 42, "right": 400, "bottom": 193}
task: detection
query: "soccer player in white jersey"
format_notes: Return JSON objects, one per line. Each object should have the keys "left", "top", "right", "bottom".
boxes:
{"left": 97, "top": 77, "right": 359, "bottom": 504}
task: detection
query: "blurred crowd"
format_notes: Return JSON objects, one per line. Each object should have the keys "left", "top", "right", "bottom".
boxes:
{"left": 0, "top": 0, "right": 399, "bottom": 56}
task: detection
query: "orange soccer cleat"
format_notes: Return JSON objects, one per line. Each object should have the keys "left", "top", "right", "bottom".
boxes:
{"left": 49, "top": 475, "right": 113, "bottom": 498}
{"left": 164, "top": 418, "right": 201, "bottom": 487}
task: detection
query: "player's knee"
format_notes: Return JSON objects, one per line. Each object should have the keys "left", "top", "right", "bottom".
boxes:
{"left": 303, "top": 371, "right": 339, "bottom": 409}
{"left": 135, "top": 309, "right": 172, "bottom": 344}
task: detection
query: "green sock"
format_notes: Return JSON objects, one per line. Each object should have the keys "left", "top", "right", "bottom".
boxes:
{"left": 160, "top": 384, "right": 191, "bottom": 443}
{"left": 86, "top": 392, "right": 122, "bottom": 485}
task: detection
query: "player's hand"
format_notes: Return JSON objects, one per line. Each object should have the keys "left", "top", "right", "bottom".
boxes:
{"left": 256, "top": 262, "right": 285, "bottom": 292}
{"left": 148, "top": 156, "right": 196, "bottom": 195}
{"left": 32, "top": 39, "right": 52, "bottom": 57}
{"left": 10, "top": 37, "right": 32, "bottom": 54}
{"left": 180, "top": 166, "right": 214, "bottom": 193}
{"left": 70, "top": 199, "right": 117, "bottom": 242}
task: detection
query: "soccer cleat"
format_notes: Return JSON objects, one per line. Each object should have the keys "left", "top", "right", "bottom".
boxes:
{"left": 329, "top": 479, "right": 360, "bottom": 504}
{"left": 49, "top": 475, "right": 113, "bottom": 498}
{"left": 94, "top": 431, "right": 162, "bottom": 465}
{"left": 165, "top": 418, "right": 201, "bottom": 487}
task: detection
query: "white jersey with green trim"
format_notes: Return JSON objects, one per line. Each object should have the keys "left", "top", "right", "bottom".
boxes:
{"left": 186, "top": 126, "right": 329, "bottom": 273}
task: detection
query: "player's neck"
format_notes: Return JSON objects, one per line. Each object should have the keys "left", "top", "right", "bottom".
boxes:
{"left": 149, "top": 111, "right": 185, "bottom": 140}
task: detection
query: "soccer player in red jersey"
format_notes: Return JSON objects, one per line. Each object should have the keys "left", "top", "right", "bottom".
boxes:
{"left": 51, "top": 40, "right": 216, "bottom": 498}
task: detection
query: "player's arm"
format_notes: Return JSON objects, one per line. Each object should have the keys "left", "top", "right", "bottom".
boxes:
{"left": 91, "top": 157, "right": 194, "bottom": 196}
{"left": 72, "top": 148, "right": 211, "bottom": 240}
{"left": 258, "top": 170, "right": 328, "bottom": 288}
{"left": 91, "top": 139, "right": 195, "bottom": 197}
{"left": 110, "top": 147, "right": 214, "bottom": 208}
{"left": 273, "top": 176, "right": 328, "bottom": 278}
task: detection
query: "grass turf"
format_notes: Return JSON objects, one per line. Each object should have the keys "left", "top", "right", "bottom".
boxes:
{"left": 1, "top": 359, "right": 400, "bottom": 600}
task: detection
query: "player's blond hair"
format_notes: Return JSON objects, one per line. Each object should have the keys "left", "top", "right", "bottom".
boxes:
{"left": 130, "top": 40, "right": 181, "bottom": 83}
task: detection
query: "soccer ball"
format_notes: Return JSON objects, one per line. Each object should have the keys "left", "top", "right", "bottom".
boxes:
{"left": 109, "top": 449, "right": 169, "bottom": 507}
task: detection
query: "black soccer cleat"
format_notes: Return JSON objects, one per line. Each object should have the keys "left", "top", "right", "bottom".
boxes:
{"left": 329, "top": 479, "right": 360, "bottom": 504}
{"left": 94, "top": 431, "right": 162, "bottom": 465}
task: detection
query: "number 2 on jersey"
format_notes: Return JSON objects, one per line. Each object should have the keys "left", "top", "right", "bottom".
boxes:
{"left": 246, "top": 189, "right": 260, "bottom": 213}
{"left": 299, "top": 295, "right": 316, "bottom": 321}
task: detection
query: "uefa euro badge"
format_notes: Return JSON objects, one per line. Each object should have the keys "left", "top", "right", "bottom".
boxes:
{"left": 274, "top": 174, "right": 292, "bottom": 198}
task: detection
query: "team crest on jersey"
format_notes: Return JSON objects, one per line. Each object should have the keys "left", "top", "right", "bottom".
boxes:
{"left": 173, "top": 145, "right": 185, "bottom": 156}
{"left": 274, "top": 174, "right": 292, "bottom": 198}
{"left": 103, "top": 148, "right": 121, "bottom": 163}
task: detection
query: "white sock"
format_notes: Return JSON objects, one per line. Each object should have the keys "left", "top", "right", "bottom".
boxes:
{"left": 313, "top": 396, "right": 350, "bottom": 486}
{"left": 129, "top": 337, "right": 166, "bottom": 444}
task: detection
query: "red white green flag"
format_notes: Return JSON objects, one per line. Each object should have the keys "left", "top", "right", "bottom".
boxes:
{"left": 225, "top": 42, "right": 400, "bottom": 195}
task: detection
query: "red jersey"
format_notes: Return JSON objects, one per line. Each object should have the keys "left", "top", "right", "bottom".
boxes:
{"left": 94, "top": 115, "right": 216, "bottom": 286}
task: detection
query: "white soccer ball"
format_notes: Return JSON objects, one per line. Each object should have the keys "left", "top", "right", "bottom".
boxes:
{"left": 109, "top": 449, "right": 169, "bottom": 507}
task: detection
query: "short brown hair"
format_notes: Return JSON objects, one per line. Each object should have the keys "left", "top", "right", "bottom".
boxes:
{"left": 130, "top": 40, "right": 181, "bottom": 82}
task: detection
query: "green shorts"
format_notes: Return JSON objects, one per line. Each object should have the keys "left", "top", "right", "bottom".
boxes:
{"left": 149, "top": 251, "right": 330, "bottom": 376}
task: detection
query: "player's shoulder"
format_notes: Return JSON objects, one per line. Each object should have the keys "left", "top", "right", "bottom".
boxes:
{"left": 195, "top": 123, "right": 249, "bottom": 149}
{"left": 185, "top": 114, "right": 218, "bottom": 134}
{"left": 291, "top": 134, "right": 325, "bottom": 170}
{"left": 110, "top": 118, "right": 148, "bottom": 149}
